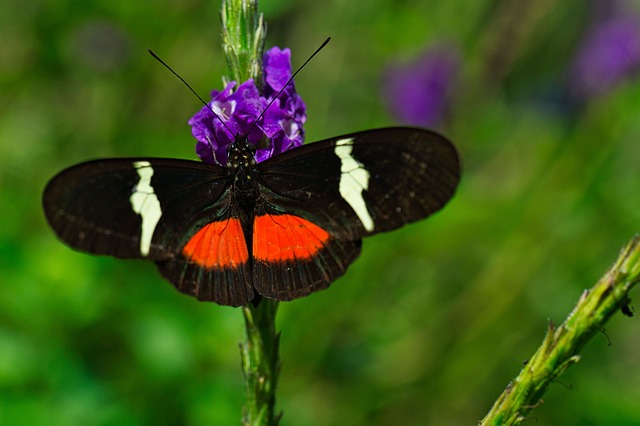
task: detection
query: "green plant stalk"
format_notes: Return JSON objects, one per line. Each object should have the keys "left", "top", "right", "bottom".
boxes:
{"left": 241, "top": 301, "right": 281, "bottom": 425}
{"left": 220, "top": 1, "right": 280, "bottom": 424}
{"left": 481, "top": 235, "right": 640, "bottom": 425}
{"left": 221, "top": 0, "right": 266, "bottom": 86}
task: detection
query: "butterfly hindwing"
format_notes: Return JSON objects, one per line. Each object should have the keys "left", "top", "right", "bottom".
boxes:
{"left": 251, "top": 209, "right": 362, "bottom": 300}
{"left": 156, "top": 210, "right": 254, "bottom": 306}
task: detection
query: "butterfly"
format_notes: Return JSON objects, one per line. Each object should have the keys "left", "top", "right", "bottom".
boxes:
{"left": 43, "top": 126, "right": 459, "bottom": 306}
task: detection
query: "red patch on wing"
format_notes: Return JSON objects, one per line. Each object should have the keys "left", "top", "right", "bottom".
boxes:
{"left": 253, "top": 214, "right": 330, "bottom": 262}
{"left": 182, "top": 219, "right": 248, "bottom": 268}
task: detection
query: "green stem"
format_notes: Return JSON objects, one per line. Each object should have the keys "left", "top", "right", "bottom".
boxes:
{"left": 220, "top": 1, "right": 278, "bottom": 424}
{"left": 481, "top": 235, "right": 640, "bottom": 425}
{"left": 241, "top": 301, "right": 281, "bottom": 425}
{"left": 221, "top": 0, "right": 266, "bottom": 86}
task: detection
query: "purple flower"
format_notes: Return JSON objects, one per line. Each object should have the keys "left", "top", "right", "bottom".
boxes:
{"left": 189, "top": 47, "right": 306, "bottom": 164}
{"left": 570, "top": 10, "right": 640, "bottom": 99}
{"left": 383, "top": 44, "right": 461, "bottom": 127}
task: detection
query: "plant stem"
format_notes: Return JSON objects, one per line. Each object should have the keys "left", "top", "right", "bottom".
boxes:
{"left": 241, "top": 301, "right": 281, "bottom": 425}
{"left": 221, "top": 0, "right": 266, "bottom": 86}
{"left": 220, "top": 1, "right": 279, "bottom": 424}
{"left": 480, "top": 235, "right": 640, "bottom": 425}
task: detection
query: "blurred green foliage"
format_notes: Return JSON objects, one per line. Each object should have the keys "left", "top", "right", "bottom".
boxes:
{"left": 1, "top": 0, "right": 640, "bottom": 425}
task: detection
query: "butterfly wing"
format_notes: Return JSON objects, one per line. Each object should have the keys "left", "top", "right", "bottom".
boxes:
{"left": 251, "top": 208, "right": 362, "bottom": 301}
{"left": 252, "top": 127, "right": 460, "bottom": 300}
{"left": 43, "top": 158, "right": 253, "bottom": 305}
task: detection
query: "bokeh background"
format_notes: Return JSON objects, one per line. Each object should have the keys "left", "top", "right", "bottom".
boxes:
{"left": 2, "top": 0, "right": 640, "bottom": 424}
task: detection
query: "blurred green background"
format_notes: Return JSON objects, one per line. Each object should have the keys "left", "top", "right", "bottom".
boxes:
{"left": 2, "top": 0, "right": 640, "bottom": 424}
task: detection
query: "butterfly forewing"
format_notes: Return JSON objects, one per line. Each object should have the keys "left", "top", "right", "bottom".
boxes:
{"left": 257, "top": 127, "right": 460, "bottom": 239}
{"left": 43, "top": 158, "right": 229, "bottom": 257}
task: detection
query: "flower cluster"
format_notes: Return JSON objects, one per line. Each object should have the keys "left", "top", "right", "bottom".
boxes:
{"left": 189, "top": 47, "right": 306, "bottom": 165}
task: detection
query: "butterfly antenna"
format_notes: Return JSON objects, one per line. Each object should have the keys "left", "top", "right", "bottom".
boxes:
{"left": 247, "top": 37, "right": 331, "bottom": 137}
{"left": 147, "top": 49, "right": 235, "bottom": 137}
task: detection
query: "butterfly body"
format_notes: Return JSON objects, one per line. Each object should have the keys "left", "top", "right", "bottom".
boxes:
{"left": 43, "top": 127, "right": 460, "bottom": 306}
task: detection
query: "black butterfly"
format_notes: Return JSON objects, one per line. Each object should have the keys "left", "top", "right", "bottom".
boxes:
{"left": 43, "top": 127, "right": 459, "bottom": 306}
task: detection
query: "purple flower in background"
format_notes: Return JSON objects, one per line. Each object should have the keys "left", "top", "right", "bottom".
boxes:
{"left": 570, "top": 11, "right": 640, "bottom": 99}
{"left": 383, "top": 44, "right": 461, "bottom": 127}
{"left": 189, "top": 47, "right": 306, "bottom": 165}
